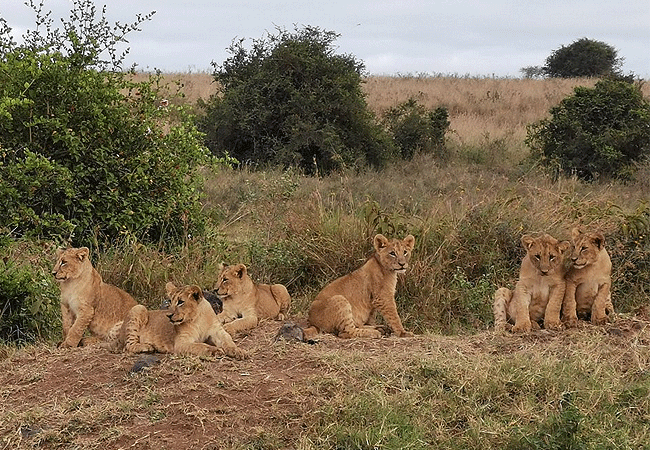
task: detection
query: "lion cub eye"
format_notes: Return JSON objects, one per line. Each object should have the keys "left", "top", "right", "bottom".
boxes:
{"left": 549, "top": 255, "right": 556, "bottom": 261}
{"left": 389, "top": 251, "right": 397, "bottom": 257}
{"left": 176, "top": 299, "right": 184, "bottom": 307}
{"left": 534, "top": 254, "right": 541, "bottom": 261}
{"left": 60, "top": 260, "right": 67, "bottom": 267}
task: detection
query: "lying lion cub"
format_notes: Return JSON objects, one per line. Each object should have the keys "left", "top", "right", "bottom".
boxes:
{"left": 215, "top": 264, "right": 291, "bottom": 335}
{"left": 53, "top": 247, "right": 137, "bottom": 348}
{"left": 562, "top": 227, "right": 614, "bottom": 327}
{"left": 303, "top": 234, "right": 415, "bottom": 339}
{"left": 493, "top": 233, "right": 571, "bottom": 333}
{"left": 107, "top": 282, "right": 247, "bottom": 359}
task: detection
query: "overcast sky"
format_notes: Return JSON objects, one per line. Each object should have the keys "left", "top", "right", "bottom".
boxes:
{"left": 2, "top": 0, "right": 649, "bottom": 78}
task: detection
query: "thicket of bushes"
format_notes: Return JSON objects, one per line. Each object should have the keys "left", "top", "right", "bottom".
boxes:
{"left": 0, "top": 2, "right": 210, "bottom": 247}
{"left": 527, "top": 79, "right": 650, "bottom": 180}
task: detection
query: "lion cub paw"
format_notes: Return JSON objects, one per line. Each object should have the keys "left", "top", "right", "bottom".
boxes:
{"left": 563, "top": 318, "right": 579, "bottom": 329}
{"left": 222, "top": 346, "right": 249, "bottom": 360}
{"left": 395, "top": 330, "right": 414, "bottom": 338}
{"left": 544, "top": 320, "right": 563, "bottom": 331}
{"left": 591, "top": 315, "right": 609, "bottom": 326}
{"left": 511, "top": 322, "right": 532, "bottom": 333}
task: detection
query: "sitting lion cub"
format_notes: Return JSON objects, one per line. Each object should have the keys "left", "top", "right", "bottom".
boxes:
{"left": 107, "top": 282, "right": 247, "bottom": 359}
{"left": 53, "top": 247, "right": 137, "bottom": 348}
{"left": 303, "top": 234, "right": 415, "bottom": 339}
{"left": 493, "top": 233, "right": 571, "bottom": 333}
{"left": 562, "top": 227, "right": 614, "bottom": 327}
{"left": 215, "top": 264, "right": 291, "bottom": 335}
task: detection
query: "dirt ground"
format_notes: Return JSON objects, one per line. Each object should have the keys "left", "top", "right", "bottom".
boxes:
{"left": 2, "top": 316, "right": 649, "bottom": 450}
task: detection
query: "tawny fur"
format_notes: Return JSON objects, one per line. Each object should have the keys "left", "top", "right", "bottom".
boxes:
{"left": 493, "top": 233, "right": 571, "bottom": 333}
{"left": 303, "top": 234, "right": 415, "bottom": 339}
{"left": 215, "top": 264, "right": 291, "bottom": 336}
{"left": 106, "top": 282, "right": 247, "bottom": 359}
{"left": 52, "top": 247, "right": 137, "bottom": 348}
{"left": 562, "top": 227, "right": 614, "bottom": 327}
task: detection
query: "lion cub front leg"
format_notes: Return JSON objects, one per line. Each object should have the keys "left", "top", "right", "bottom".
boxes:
{"left": 374, "top": 297, "right": 413, "bottom": 337}
{"left": 60, "top": 304, "right": 94, "bottom": 348}
{"left": 543, "top": 283, "right": 565, "bottom": 330}
{"left": 562, "top": 280, "right": 580, "bottom": 328}
{"left": 591, "top": 283, "right": 613, "bottom": 325}
{"left": 331, "top": 295, "right": 382, "bottom": 339}
{"left": 510, "top": 286, "right": 533, "bottom": 333}
{"left": 222, "top": 313, "right": 258, "bottom": 336}
{"left": 207, "top": 325, "right": 249, "bottom": 360}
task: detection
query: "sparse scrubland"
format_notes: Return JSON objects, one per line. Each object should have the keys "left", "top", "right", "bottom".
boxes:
{"left": 2, "top": 75, "right": 650, "bottom": 449}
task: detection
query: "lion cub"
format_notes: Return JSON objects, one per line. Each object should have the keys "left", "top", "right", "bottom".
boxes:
{"left": 53, "top": 247, "right": 137, "bottom": 348}
{"left": 493, "top": 233, "right": 571, "bottom": 333}
{"left": 110, "top": 283, "right": 247, "bottom": 359}
{"left": 215, "top": 264, "right": 291, "bottom": 336}
{"left": 562, "top": 227, "right": 614, "bottom": 327}
{"left": 303, "top": 234, "right": 415, "bottom": 339}
{"left": 108, "top": 282, "right": 247, "bottom": 359}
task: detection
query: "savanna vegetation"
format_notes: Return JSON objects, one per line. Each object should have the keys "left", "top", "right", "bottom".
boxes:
{"left": 2, "top": 1, "right": 650, "bottom": 449}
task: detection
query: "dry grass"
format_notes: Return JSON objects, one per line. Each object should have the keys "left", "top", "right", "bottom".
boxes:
{"left": 2, "top": 318, "right": 650, "bottom": 449}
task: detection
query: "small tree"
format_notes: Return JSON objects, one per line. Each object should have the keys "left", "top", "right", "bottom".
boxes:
{"left": 382, "top": 98, "right": 449, "bottom": 160}
{"left": 542, "top": 38, "right": 623, "bottom": 78}
{"left": 0, "top": 1, "right": 212, "bottom": 246}
{"left": 526, "top": 79, "right": 650, "bottom": 180}
{"left": 199, "top": 26, "right": 393, "bottom": 175}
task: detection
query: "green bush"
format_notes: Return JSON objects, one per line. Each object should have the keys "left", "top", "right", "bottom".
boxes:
{"left": 382, "top": 98, "right": 450, "bottom": 159}
{"left": 0, "top": 0, "right": 212, "bottom": 247}
{"left": 0, "top": 249, "right": 60, "bottom": 344}
{"left": 542, "top": 38, "right": 622, "bottom": 78}
{"left": 199, "top": 25, "right": 393, "bottom": 174}
{"left": 526, "top": 79, "right": 650, "bottom": 180}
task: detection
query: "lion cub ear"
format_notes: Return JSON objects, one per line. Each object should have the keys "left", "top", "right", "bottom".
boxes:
{"left": 403, "top": 235, "right": 415, "bottom": 251}
{"left": 373, "top": 234, "right": 389, "bottom": 251}
{"left": 558, "top": 240, "right": 571, "bottom": 254}
{"left": 521, "top": 234, "right": 535, "bottom": 250}
{"left": 234, "top": 264, "right": 247, "bottom": 278}
{"left": 591, "top": 232, "right": 605, "bottom": 250}
{"left": 76, "top": 247, "right": 90, "bottom": 261}
{"left": 571, "top": 227, "right": 583, "bottom": 241}
{"left": 189, "top": 285, "right": 203, "bottom": 301}
{"left": 165, "top": 282, "right": 177, "bottom": 296}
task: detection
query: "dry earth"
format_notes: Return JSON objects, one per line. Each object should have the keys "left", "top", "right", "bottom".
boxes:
{"left": 2, "top": 315, "right": 650, "bottom": 450}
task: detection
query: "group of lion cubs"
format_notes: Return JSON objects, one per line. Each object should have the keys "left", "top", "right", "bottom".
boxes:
{"left": 52, "top": 228, "right": 611, "bottom": 359}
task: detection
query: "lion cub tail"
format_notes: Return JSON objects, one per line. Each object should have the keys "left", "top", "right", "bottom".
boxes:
{"left": 493, "top": 287, "right": 513, "bottom": 332}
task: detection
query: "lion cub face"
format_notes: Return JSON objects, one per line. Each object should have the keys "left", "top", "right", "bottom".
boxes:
{"left": 570, "top": 228, "right": 605, "bottom": 269}
{"left": 165, "top": 282, "right": 204, "bottom": 326}
{"left": 374, "top": 234, "right": 416, "bottom": 273}
{"left": 521, "top": 233, "right": 570, "bottom": 276}
{"left": 52, "top": 247, "right": 90, "bottom": 282}
{"left": 215, "top": 264, "right": 248, "bottom": 298}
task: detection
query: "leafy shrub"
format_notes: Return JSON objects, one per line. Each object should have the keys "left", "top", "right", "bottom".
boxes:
{"left": 0, "top": 0, "right": 212, "bottom": 247}
{"left": 526, "top": 79, "right": 650, "bottom": 180}
{"left": 0, "top": 246, "right": 60, "bottom": 344}
{"left": 199, "top": 25, "right": 393, "bottom": 174}
{"left": 382, "top": 98, "right": 450, "bottom": 159}
{"left": 542, "top": 38, "right": 622, "bottom": 78}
